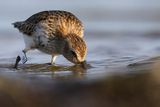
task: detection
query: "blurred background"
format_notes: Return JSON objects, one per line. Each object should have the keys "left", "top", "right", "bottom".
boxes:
{"left": 1, "top": 0, "right": 160, "bottom": 34}
{"left": 1, "top": 0, "right": 160, "bottom": 107}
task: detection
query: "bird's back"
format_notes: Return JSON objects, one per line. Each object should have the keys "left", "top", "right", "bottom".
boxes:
{"left": 13, "top": 10, "right": 84, "bottom": 38}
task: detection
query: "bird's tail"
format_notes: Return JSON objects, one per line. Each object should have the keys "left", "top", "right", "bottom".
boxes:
{"left": 12, "top": 21, "right": 24, "bottom": 29}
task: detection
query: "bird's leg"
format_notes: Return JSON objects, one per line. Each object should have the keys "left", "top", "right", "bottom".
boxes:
{"left": 22, "top": 48, "right": 30, "bottom": 64}
{"left": 14, "top": 56, "right": 21, "bottom": 69}
{"left": 51, "top": 55, "right": 57, "bottom": 65}
{"left": 14, "top": 48, "right": 30, "bottom": 69}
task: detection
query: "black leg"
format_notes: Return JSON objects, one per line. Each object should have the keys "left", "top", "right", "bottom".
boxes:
{"left": 14, "top": 56, "right": 21, "bottom": 69}
{"left": 46, "top": 63, "right": 52, "bottom": 65}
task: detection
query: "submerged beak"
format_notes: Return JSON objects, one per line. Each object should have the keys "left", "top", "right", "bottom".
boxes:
{"left": 80, "top": 60, "right": 87, "bottom": 69}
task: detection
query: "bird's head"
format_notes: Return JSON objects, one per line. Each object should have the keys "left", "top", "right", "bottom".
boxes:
{"left": 62, "top": 34, "right": 87, "bottom": 65}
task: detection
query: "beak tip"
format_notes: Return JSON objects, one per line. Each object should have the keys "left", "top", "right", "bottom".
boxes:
{"left": 80, "top": 60, "right": 87, "bottom": 69}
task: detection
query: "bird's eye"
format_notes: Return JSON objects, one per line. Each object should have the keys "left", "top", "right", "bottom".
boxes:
{"left": 70, "top": 50, "right": 77, "bottom": 58}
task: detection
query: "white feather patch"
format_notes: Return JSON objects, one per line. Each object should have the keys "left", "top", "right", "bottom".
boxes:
{"left": 23, "top": 34, "right": 35, "bottom": 49}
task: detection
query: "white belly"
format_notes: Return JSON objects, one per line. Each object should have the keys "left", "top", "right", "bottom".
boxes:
{"left": 23, "top": 34, "right": 35, "bottom": 49}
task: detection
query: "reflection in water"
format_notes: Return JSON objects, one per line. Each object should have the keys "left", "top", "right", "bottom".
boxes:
{"left": 0, "top": 62, "right": 92, "bottom": 79}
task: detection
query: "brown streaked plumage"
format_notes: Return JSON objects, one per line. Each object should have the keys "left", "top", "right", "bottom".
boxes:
{"left": 12, "top": 10, "right": 87, "bottom": 65}
{"left": 13, "top": 10, "right": 84, "bottom": 37}
{"left": 63, "top": 33, "right": 87, "bottom": 64}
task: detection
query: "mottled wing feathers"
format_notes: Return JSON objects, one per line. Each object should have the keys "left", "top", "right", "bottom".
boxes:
{"left": 13, "top": 10, "right": 84, "bottom": 38}
{"left": 54, "top": 11, "right": 84, "bottom": 38}
{"left": 37, "top": 11, "right": 84, "bottom": 38}
{"left": 13, "top": 11, "right": 50, "bottom": 36}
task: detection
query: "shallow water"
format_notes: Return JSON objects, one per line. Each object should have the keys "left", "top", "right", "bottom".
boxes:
{"left": 1, "top": 32, "right": 160, "bottom": 78}
{"left": 1, "top": 0, "right": 160, "bottom": 107}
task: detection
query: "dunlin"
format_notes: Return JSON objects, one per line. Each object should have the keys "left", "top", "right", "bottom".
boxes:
{"left": 13, "top": 10, "right": 87, "bottom": 66}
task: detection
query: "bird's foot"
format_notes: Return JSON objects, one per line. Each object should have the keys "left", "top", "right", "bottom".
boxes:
{"left": 46, "top": 62, "right": 55, "bottom": 65}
